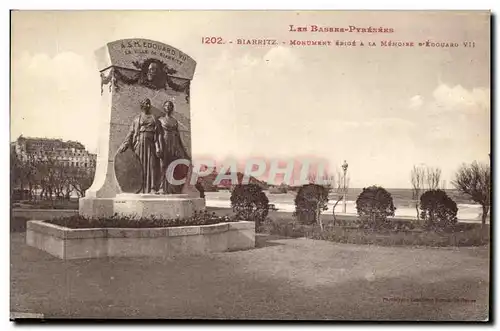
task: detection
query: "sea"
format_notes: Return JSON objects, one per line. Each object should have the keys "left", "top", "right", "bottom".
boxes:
{"left": 205, "top": 188, "right": 486, "bottom": 222}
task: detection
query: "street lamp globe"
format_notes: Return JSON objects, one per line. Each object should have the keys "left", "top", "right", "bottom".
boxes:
{"left": 342, "top": 160, "right": 348, "bottom": 172}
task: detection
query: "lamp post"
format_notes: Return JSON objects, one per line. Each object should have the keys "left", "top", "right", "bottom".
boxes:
{"left": 341, "top": 160, "right": 348, "bottom": 213}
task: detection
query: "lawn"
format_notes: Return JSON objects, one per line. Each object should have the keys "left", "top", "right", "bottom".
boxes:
{"left": 10, "top": 232, "right": 489, "bottom": 320}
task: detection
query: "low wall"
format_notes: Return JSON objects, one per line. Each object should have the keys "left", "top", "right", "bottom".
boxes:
{"left": 12, "top": 209, "right": 78, "bottom": 220}
{"left": 26, "top": 220, "right": 255, "bottom": 260}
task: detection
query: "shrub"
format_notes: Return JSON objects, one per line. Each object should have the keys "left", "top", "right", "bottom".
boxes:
{"left": 263, "top": 219, "right": 313, "bottom": 238}
{"left": 230, "top": 183, "right": 270, "bottom": 228}
{"left": 390, "top": 219, "right": 417, "bottom": 231}
{"left": 420, "top": 189, "right": 458, "bottom": 230}
{"left": 356, "top": 186, "right": 396, "bottom": 229}
{"left": 293, "top": 184, "right": 329, "bottom": 225}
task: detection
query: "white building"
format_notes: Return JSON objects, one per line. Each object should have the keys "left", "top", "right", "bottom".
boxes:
{"left": 12, "top": 136, "right": 96, "bottom": 169}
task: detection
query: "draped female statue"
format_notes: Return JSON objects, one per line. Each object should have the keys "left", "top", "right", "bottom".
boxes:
{"left": 158, "top": 100, "right": 190, "bottom": 194}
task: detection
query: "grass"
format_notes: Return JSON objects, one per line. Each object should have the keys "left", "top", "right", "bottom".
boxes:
{"left": 309, "top": 226, "right": 490, "bottom": 247}
{"left": 10, "top": 232, "right": 489, "bottom": 320}
{"left": 258, "top": 217, "right": 489, "bottom": 248}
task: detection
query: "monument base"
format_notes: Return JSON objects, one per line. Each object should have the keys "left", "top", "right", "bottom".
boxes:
{"left": 79, "top": 194, "right": 206, "bottom": 219}
{"left": 79, "top": 197, "right": 115, "bottom": 218}
{"left": 113, "top": 193, "right": 206, "bottom": 219}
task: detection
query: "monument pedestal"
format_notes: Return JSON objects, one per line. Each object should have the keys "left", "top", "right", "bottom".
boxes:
{"left": 80, "top": 194, "right": 205, "bottom": 219}
{"left": 113, "top": 193, "right": 205, "bottom": 219}
{"left": 79, "top": 197, "right": 115, "bottom": 218}
{"left": 78, "top": 38, "right": 205, "bottom": 220}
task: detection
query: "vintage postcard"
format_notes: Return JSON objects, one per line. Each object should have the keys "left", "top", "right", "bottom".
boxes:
{"left": 10, "top": 10, "right": 490, "bottom": 321}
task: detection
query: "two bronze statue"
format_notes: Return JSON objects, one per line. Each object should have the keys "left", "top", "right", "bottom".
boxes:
{"left": 118, "top": 98, "right": 189, "bottom": 194}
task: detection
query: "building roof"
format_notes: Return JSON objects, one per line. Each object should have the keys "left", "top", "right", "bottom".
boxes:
{"left": 16, "top": 136, "right": 86, "bottom": 150}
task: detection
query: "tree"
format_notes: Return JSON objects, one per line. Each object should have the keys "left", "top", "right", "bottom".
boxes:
{"left": 53, "top": 163, "right": 73, "bottom": 199}
{"left": 452, "top": 161, "right": 491, "bottom": 225}
{"left": 25, "top": 153, "right": 41, "bottom": 201}
{"left": 425, "top": 167, "right": 441, "bottom": 190}
{"left": 420, "top": 189, "right": 458, "bottom": 230}
{"left": 356, "top": 186, "right": 396, "bottom": 229}
{"left": 308, "top": 168, "right": 349, "bottom": 227}
{"left": 331, "top": 169, "right": 349, "bottom": 226}
{"left": 294, "top": 184, "right": 329, "bottom": 229}
{"left": 11, "top": 150, "right": 22, "bottom": 188}
{"left": 410, "top": 165, "right": 442, "bottom": 220}
{"left": 411, "top": 165, "right": 425, "bottom": 221}
{"left": 35, "top": 153, "right": 60, "bottom": 206}
{"left": 11, "top": 149, "right": 26, "bottom": 200}
{"left": 230, "top": 183, "right": 270, "bottom": 228}
{"left": 70, "top": 167, "right": 95, "bottom": 198}
{"left": 12, "top": 147, "right": 97, "bottom": 202}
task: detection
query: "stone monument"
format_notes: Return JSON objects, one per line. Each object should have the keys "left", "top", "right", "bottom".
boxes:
{"left": 79, "top": 38, "right": 205, "bottom": 219}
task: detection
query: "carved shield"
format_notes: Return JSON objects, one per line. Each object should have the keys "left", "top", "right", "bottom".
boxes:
{"left": 114, "top": 149, "right": 143, "bottom": 193}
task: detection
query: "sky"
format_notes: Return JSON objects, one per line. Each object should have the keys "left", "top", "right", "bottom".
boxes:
{"left": 10, "top": 11, "right": 490, "bottom": 188}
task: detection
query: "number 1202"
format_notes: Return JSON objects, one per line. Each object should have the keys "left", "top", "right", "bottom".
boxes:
{"left": 202, "top": 37, "right": 224, "bottom": 44}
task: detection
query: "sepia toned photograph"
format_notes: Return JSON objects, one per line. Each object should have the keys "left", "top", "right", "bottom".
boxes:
{"left": 9, "top": 10, "right": 491, "bottom": 321}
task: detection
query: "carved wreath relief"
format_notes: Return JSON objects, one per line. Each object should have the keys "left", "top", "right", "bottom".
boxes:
{"left": 100, "top": 58, "right": 191, "bottom": 103}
